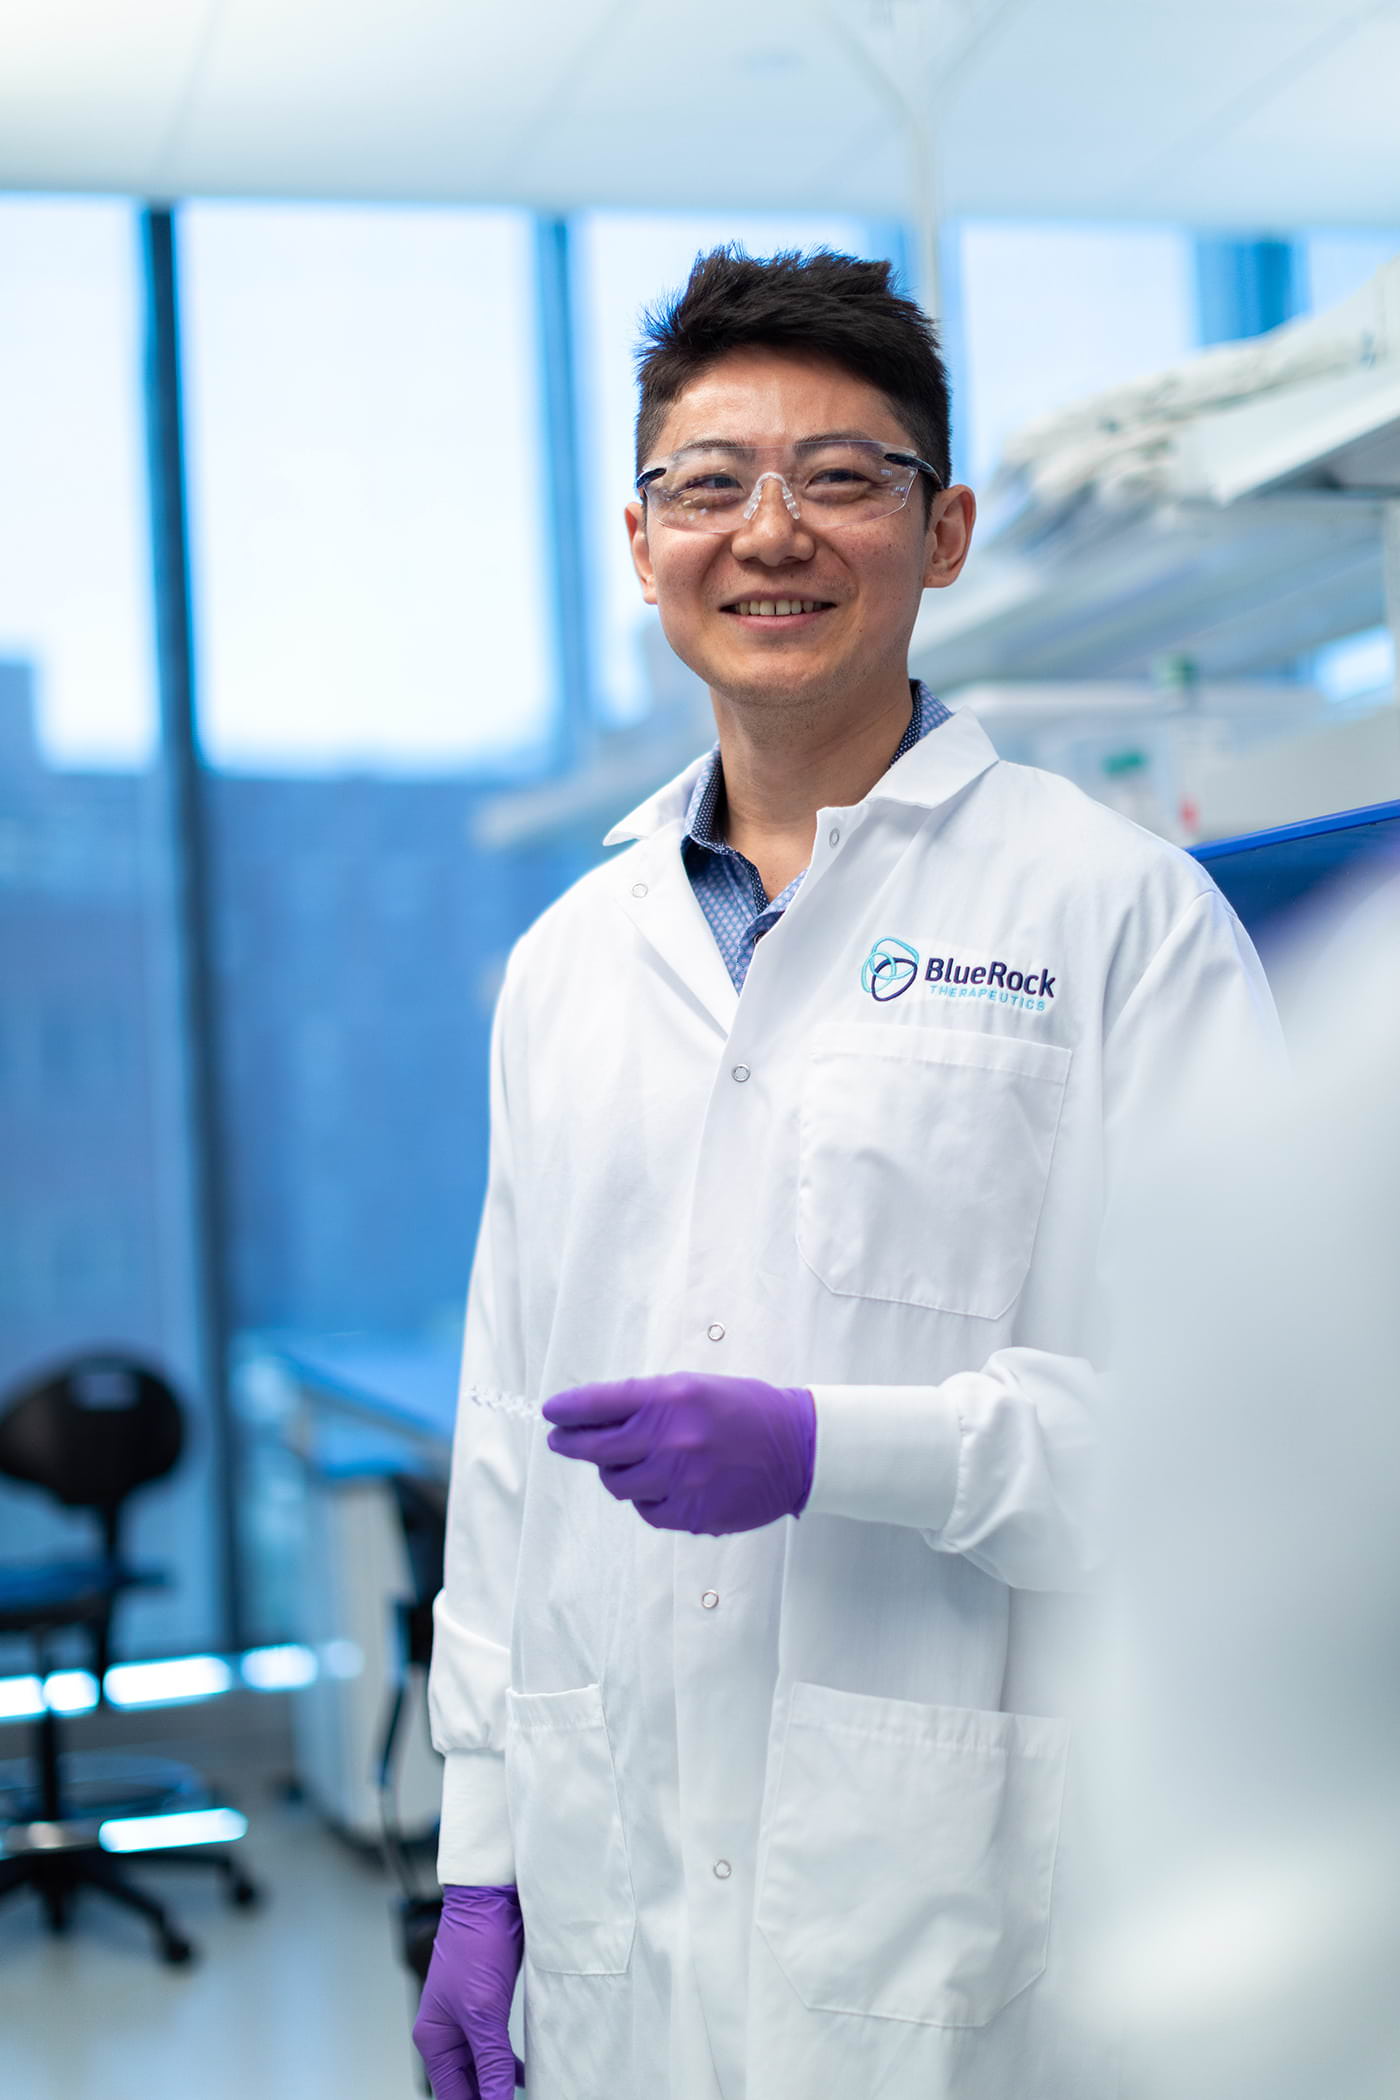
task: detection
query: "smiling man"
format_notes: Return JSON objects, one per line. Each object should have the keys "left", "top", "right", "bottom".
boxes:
{"left": 413, "top": 250, "right": 1279, "bottom": 2100}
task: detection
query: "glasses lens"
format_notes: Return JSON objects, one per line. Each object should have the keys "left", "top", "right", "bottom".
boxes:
{"left": 645, "top": 441, "right": 917, "bottom": 532}
{"left": 795, "top": 442, "right": 914, "bottom": 521}
{"left": 647, "top": 454, "right": 750, "bottom": 528}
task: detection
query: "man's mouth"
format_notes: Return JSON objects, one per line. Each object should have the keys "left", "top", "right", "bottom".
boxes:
{"left": 721, "top": 597, "right": 836, "bottom": 620}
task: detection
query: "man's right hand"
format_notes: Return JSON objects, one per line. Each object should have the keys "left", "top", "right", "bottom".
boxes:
{"left": 412, "top": 1884, "right": 525, "bottom": 2097}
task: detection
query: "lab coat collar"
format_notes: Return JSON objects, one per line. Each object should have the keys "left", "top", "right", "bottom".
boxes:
{"left": 602, "top": 750, "right": 715, "bottom": 849}
{"left": 601, "top": 704, "right": 998, "bottom": 848}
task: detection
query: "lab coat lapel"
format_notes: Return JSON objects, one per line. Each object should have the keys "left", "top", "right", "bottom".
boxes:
{"left": 613, "top": 823, "right": 739, "bottom": 1038}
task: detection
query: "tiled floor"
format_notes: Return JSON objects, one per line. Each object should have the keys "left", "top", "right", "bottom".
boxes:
{"left": 0, "top": 1796, "right": 427, "bottom": 2100}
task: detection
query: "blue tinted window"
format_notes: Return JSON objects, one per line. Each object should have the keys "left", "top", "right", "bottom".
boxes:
{"left": 1303, "top": 230, "right": 1400, "bottom": 311}
{"left": 180, "top": 204, "right": 554, "bottom": 774}
{"left": 0, "top": 199, "right": 218, "bottom": 1655}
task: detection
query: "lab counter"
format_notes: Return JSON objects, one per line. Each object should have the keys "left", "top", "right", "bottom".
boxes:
{"left": 237, "top": 1335, "right": 458, "bottom": 1848}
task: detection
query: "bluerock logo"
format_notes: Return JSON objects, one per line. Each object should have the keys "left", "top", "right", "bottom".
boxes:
{"left": 861, "top": 935, "right": 1060, "bottom": 1015}
{"left": 861, "top": 936, "right": 920, "bottom": 1002}
{"left": 925, "top": 955, "right": 1056, "bottom": 999}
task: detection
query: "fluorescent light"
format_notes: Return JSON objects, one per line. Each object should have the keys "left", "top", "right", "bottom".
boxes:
{"left": 0, "top": 1676, "right": 45, "bottom": 1721}
{"left": 104, "top": 1656, "right": 233, "bottom": 1708}
{"left": 319, "top": 1638, "right": 364, "bottom": 1681}
{"left": 44, "top": 1670, "right": 99, "bottom": 1714}
{"left": 98, "top": 1807, "right": 248, "bottom": 1854}
{"left": 241, "top": 1643, "right": 317, "bottom": 1691}
{"left": 0, "top": 1672, "right": 96, "bottom": 1722}
{"left": 2, "top": 1642, "right": 338, "bottom": 1724}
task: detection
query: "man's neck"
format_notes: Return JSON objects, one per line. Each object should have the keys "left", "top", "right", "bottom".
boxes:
{"left": 710, "top": 674, "right": 915, "bottom": 901}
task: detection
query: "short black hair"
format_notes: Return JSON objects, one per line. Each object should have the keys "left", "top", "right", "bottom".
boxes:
{"left": 634, "top": 246, "right": 951, "bottom": 499}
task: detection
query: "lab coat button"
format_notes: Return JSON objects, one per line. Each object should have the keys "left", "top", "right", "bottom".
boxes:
{"left": 713, "top": 1859, "right": 732, "bottom": 1880}
{"left": 828, "top": 827, "right": 840, "bottom": 847}
{"left": 701, "top": 1590, "right": 719, "bottom": 1610}
{"left": 731, "top": 1064, "right": 751, "bottom": 1083}
{"left": 706, "top": 1323, "right": 725, "bottom": 1342}
{"left": 631, "top": 882, "right": 648, "bottom": 898}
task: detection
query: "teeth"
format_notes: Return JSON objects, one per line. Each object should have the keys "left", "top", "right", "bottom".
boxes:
{"left": 733, "top": 599, "right": 826, "bottom": 616}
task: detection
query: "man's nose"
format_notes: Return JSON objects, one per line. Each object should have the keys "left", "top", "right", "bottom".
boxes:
{"left": 729, "top": 476, "right": 816, "bottom": 564}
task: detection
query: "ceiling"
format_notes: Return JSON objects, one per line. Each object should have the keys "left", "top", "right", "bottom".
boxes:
{"left": 1, "top": 0, "right": 1398, "bottom": 226}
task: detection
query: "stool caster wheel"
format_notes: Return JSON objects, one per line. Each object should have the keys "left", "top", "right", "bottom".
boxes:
{"left": 161, "top": 1932, "right": 197, "bottom": 1967}
{"left": 231, "top": 1875, "right": 262, "bottom": 1910}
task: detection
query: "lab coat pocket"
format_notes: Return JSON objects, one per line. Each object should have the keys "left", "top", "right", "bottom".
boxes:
{"left": 756, "top": 1681, "right": 1068, "bottom": 2028}
{"left": 505, "top": 1683, "right": 636, "bottom": 1976}
{"left": 797, "top": 1023, "right": 1071, "bottom": 1318}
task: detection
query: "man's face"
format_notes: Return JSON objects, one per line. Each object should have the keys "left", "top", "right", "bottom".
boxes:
{"left": 626, "top": 346, "right": 974, "bottom": 716}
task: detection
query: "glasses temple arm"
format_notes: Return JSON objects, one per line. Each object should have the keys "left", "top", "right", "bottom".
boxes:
{"left": 884, "top": 451, "right": 944, "bottom": 488}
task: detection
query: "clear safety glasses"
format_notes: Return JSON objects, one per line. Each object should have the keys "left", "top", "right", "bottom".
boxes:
{"left": 636, "top": 438, "right": 942, "bottom": 535}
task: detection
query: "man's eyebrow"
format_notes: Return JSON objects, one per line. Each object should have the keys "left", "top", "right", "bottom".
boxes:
{"left": 666, "top": 437, "right": 756, "bottom": 459}
{"left": 664, "top": 429, "right": 883, "bottom": 460}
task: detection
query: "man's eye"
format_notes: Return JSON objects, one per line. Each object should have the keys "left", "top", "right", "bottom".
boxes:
{"left": 679, "top": 473, "right": 742, "bottom": 494}
{"left": 806, "top": 469, "right": 879, "bottom": 499}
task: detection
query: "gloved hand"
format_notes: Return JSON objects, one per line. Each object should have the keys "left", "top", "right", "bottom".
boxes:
{"left": 412, "top": 1884, "right": 525, "bottom": 2098}
{"left": 543, "top": 1372, "right": 816, "bottom": 1536}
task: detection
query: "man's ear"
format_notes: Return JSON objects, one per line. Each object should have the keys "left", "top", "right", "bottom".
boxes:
{"left": 921, "top": 485, "right": 977, "bottom": 592}
{"left": 626, "top": 500, "right": 658, "bottom": 605}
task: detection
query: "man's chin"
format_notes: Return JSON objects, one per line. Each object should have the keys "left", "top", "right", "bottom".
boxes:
{"left": 698, "top": 644, "right": 850, "bottom": 711}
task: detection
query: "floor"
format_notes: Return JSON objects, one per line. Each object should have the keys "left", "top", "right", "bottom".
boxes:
{"left": 0, "top": 1792, "right": 428, "bottom": 2100}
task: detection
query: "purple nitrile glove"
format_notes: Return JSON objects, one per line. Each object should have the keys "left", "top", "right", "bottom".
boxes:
{"left": 412, "top": 1884, "right": 525, "bottom": 2098}
{"left": 543, "top": 1372, "right": 816, "bottom": 1536}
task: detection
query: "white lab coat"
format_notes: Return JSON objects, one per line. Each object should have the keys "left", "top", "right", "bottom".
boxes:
{"left": 429, "top": 706, "right": 1278, "bottom": 2100}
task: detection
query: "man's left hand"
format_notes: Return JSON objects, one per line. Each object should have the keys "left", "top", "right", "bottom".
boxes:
{"left": 542, "top": 1373, "right": 816, "bottom": 1536}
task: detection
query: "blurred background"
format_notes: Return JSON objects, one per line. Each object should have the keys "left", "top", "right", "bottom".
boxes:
{"left": 1, "top": 2, "right": 1398, "bottom": 2093}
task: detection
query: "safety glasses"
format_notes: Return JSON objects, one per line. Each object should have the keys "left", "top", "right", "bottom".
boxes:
{"left": 636, "top": 437, "right": 942, "bottom": 535}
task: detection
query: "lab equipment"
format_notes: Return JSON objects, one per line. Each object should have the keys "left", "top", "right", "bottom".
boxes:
{"left": 262, "top": 1341, "right": 451, "bottom": 1846}
{"left": 914, "top": 255, "right": 1400, "bottom": 696}
{"left": 1191, "top": 795, "right": 1400, "bottom": 969}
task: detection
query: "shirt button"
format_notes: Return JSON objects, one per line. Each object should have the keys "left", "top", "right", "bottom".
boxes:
{"left": 731, "top": 1064, "right": 751, "bottom": 1083}
{"left": 828, "top": 827, "right": 840, "bottom": 847}
{"left": 713, "top": 1859, "right": 732, "bottom": 1880}
{"left": 706, "top": 1323, "right": 725, "bottom": 1342}
{"left": 631, "top": 882, "right": 648, "bottom": 898}
{"left": 701, "top": 1590, "right": 719, "bottom": 1610}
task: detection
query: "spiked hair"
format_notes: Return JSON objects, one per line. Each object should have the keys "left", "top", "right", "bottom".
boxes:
{"left": 634, "top": 246, "right": 952, "bottom": 501}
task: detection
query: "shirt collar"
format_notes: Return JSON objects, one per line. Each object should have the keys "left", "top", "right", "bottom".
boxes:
{"left": 683, "top": 742, "right": 727, "bottom": 855}
{"left": 603, "top": 683, "right": 994, "bottom": 849}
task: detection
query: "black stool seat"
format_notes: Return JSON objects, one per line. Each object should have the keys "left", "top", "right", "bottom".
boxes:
{"left": 0, "top": 1560, "right": 164, "bottom": 1634}
{"left": 0, "top": 1748, "right": 207, "bottom": 1825}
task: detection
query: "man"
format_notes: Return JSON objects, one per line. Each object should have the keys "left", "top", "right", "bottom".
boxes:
{"left": 413, "top": 248, "right": 1278, "bottom": 2100}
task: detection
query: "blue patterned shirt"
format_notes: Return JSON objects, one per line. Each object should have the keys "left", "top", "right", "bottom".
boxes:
{"left": 682, "top": 681, "right": 951, "bottom": 991}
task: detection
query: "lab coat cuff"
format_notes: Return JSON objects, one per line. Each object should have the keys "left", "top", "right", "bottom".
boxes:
{"left": 437, "top": 1748, "right": 515, "bottom": 1887}
{"left": 806, "top": 1384, "right": 961, "bottom": 1532}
